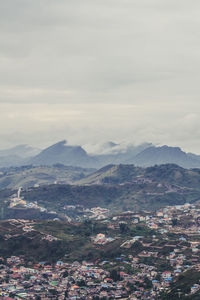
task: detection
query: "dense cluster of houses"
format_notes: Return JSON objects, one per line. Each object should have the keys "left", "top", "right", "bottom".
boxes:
{"left": 0, "top": 203, "right": 200, "bottom": 299}
{"left": 64, "top": 206, "right": 110, "bottom": 221}
{"left": 0, "top": 252, "right": 200, "bottom": 299}
{"left": 0, "top": 258, "right": 142, "bottom": 299}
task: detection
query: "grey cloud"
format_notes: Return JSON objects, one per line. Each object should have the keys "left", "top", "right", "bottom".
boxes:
{"left": 0, "top": 0, "right": 200, "bottom": 152}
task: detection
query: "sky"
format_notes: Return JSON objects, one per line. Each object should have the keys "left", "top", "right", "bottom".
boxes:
{"left": 0, "top": 0, "right": 200, "bottom": 153}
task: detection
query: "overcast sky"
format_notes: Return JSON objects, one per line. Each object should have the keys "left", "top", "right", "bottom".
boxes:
{"left": 0, "top": 0, "right": 200, "bottom": 153}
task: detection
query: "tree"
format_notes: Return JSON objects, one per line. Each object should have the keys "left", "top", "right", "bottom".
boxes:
{"left": 172, "top": 219, "right": 178, "bottom": 226}
{"left": 62, "top": 270, "right": 68, "bottom": 278}
{"left": 110, "top": 269, "right": 121, "bottom": 282}
{"left": 119, "top": 223, "right": 129, "bottom": 234}
{"left": 144, "top": 276, "right": 153, "bottom": 289}
{"left": 64, "top": 290, "right": 68, "bottom": 298}
{"left": 126, "top": 282, "right": 136, "bottom": 292}
{"left": 77, "top": 279, "right": 86, "bottom": 287}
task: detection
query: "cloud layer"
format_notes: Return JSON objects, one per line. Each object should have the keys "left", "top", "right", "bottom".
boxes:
{"left": 0, "top": 0, "right": 200, "bottom": 152}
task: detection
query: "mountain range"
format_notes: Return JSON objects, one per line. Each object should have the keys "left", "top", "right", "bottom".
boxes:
{"left": 0, "top": 140, "right": 200, "bottom": 169}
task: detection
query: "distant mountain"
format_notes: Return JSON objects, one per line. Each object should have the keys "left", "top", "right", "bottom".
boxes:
{"left": 1, "top": 141, "right": 200, "bottom": 169}
{"left": 91, "top": 142, "right": 153, "bottom": 166}
{"left": 187, "top": 152, "right": 200, "bottom": 162}
{"left": 0, "top": 144, "right": 40, "bottom": 158}
{"left": 0, "top": 144, "right": 41, "bottom": 168}
{"left": 97, "top": 141, "right": 119, "bottom": 154}
{"left": 132, "top": 145, "right": 200, "bottom": 168}
{"left": 29, "top": 141, "right": 153, "bottom": 168}
{"left": 29, "top": 140, "right": 96, "bottom": 167}
{"left": 0, "top": 155, "right": 24, "bottom": 168}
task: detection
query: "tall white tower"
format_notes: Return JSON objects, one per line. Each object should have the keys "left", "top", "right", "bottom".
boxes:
{"left": 17, "top": 187, "right": 22, "bottom": 199}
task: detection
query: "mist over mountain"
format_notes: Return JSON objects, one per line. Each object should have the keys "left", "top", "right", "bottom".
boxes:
{"left": 0, "top": 144, "right": 41, "bottom": 167}
{"left": 93, "top": 142, "right": 153, "bottom": 166}
{"left": 0, "top": 140, "right": 200, "bottom": 169}
{"left": 28, "top": 140, "right": 200, "bottom": 169}
{"left": 133, "top": 145, "right": 200, "bottom": 169}
{"left": 28, "top": 140, "right": 158, "bottom": 168}
{"left": 0, "top": 144, "right": 40, "bottom": 158}
{"left": 29, "top": 140, "right": 96, "bottom": 167}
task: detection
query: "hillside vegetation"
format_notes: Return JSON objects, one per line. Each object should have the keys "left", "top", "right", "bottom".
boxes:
{"left": 0, "top": 164, "right": 95, "bottom": 189}
{"left": 76, "top": 163, "right": 200, "bottom": 188}
{"left": 0, "top": 164, "right": 200, "bottom": 219}
{"left": 0, "top": 219, "right": 154, "bottom": 263}
{"left": 20, "top": 164, "right": 200, "bottom": 214}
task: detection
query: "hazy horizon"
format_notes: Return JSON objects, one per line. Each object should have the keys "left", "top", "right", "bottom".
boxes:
{"left": 1, "top": 0, "right": 200, "bottom": 153}
{"left": 0, "top": 139, "right": 200, "bottom": 157}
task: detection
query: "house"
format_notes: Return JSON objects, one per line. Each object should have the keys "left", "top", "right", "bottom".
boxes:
{"left": 162, "top": 271, "right": 171, "bottom": 279}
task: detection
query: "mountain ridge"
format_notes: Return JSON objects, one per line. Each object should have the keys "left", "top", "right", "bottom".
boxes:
{"left": 1, "top": 140, "right": 200, "bottom": 169}
{"left": 28, "top": 141, "right": 200, "bottom": 169}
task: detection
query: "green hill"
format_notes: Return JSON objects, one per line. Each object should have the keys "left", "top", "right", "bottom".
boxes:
{"left": 0, "top": 164, "right": 95, "bottom": 189}
{"left": 1, "top": 164, "right": 200, "bottom": 219}
{"left": 75, "top": 164, "right": 144, "bottom": 185}
{"left": 21, "top": 164, "right": 200, "bottom": 214}
{"left": 76, "top": 163, "right": 200, "bottom": 189}
{"left": 21, "top": 184, "right": 200, "bottom": 216}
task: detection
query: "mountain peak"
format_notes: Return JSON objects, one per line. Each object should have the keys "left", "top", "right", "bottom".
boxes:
{"left": 30, "top": 140, "right": 93, "bottom": 167}
{"left": 134, "top": 145, "right": 198, "bottom": 168}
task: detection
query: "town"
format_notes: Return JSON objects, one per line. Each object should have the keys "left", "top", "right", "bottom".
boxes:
{"left": 0, "top": 202, "right": 200, "bottom": 299}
